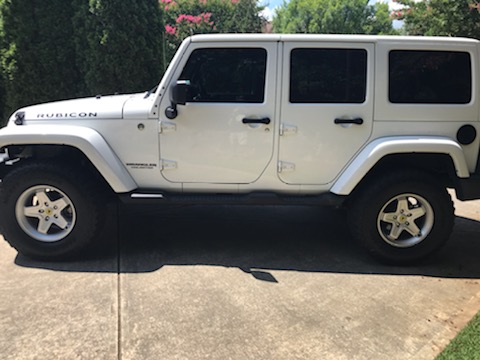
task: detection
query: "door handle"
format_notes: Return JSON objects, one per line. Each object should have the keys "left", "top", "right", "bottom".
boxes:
{"left": 242, "top": 117, "right": 271, "bottom": 125}
{"left": 334, "top": 117, "right": 363, "bottom": 125}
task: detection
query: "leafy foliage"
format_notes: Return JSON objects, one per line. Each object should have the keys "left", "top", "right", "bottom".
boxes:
{"left": 162, "top": 0, "right": 265, "bottom": 62}
{"left": 0, "top": 0, "right": 165, "bottom": 125}
{"left": 0, "top": 3, "right": 5, "bottom": 121}
{"left": 0, "top": 0, "right": 81, "bottom": 120}
{"left": 0, "top": 71, "right": 4, "bottom": 112}
{"left": 0, "top": 68, "right": 4, "bottom": 122}
{"left": 76, "top": 0, "right": 164, "bottom": 95}
{"left": 272, "top": 0, "right": 396, "bottom": 35}
{"left": 395, "top": 0, "right": 480, "bottom": 39}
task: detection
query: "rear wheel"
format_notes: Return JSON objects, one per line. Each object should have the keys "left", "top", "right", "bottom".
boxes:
{"left": 0, "top": 161, "right": 106, "bottom": 260}
{"left": 348, "top": 170, "right": 454, "bottom": 264}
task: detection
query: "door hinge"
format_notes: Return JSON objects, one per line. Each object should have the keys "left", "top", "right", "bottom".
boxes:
{"left": 159, "top": 120, "right": 176, "bottom": 133}
{"left": 278, "top": 161, "right": 295, "bottom": 173}
{"left": 160, "top": 159, "right": 177, "bottom": 170}
{"left": 280, "top": 123, "right": 297, "bottom": 136}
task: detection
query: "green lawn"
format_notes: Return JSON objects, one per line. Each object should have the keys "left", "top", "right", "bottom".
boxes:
{"left": 436, "top": 311, "right": 480, "bottom": 360}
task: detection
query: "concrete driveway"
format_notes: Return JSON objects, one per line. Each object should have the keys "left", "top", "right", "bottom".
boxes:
{"left": 1, "top": 194, "right": 480, "bottom": 360}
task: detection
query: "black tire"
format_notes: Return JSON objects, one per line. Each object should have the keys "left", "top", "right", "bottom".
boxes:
{"left": 348, "top": 170, "right": 454, "bottom": 264}
{"left": 0, "top": 161, "right": 106, "bottom": 260}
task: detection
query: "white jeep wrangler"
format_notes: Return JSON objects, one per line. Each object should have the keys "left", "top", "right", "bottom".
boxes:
{"left": 0, "top": 34, "right": 479, "bottom": 263}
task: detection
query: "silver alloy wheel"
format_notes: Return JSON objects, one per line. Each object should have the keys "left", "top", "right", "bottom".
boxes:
{"left": 15, "top": 185, "right": 76, "bottom": 242}
{"left": 377, "top": 193, "right": 434, "bottom": 248}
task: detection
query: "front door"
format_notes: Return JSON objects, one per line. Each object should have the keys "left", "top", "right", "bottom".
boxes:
{"left": 159, "top": 43, "right": 277, "bottom": 184}
{"left": 278, "top": 42, "right": 374, "bottom": 185}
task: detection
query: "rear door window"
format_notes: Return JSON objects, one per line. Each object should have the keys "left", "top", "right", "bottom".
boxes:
{"left": 290, "top": 48, "right": 367, "bottom": 104}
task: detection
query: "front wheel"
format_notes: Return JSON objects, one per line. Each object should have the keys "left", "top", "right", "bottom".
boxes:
{"left": 348, "top": 170, "right": 454, "bottom": 264}
{"left": 0, "top": 162, "right": 106, "bottom": 260}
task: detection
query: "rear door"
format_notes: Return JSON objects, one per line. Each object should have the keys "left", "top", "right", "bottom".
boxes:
{"left": 278, "top": 41, "right": 374, "bottom": 184}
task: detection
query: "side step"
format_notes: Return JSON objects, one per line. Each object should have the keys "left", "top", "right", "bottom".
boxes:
{"left": 120, "top": 191, "right": 345, "bottom": 207}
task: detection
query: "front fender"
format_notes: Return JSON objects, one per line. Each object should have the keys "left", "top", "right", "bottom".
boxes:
{"left": 330, "top": 136, "right": 470, "bottom": 195}
{"left": 0, "top": 125, "right": 137, "bottom": 193}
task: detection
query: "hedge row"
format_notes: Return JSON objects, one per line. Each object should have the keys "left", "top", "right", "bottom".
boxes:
{"left": 0, "top": 0, "right": 164, "bottom": 125}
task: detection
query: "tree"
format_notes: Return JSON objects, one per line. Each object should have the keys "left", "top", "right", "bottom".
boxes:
{"left": 75, "top": 0, "right": 164, "bottom": 95}
{"left": 0, "top": 4, "right": 5, "bottom": 121}
{"left": 0, "top": 1, "right": 166, "bottom": 125}
{"left": 394, "top": 0, "right": 480, "bottom": 39}
{"left": 0, "top": 68, "right": 5, "bottom": 122}
{"left": 273, "top": 0, "right": 396, "bottom": 35}
{"left": 0, "top": 0, "right": 82, "bottom": 123}
{"left": 162, "top": 0, "right": 265, "bottom": 63}
{"left": 363, "top": 2, "right": 395, "bottom": 35}
{"left": 0, "top": 72, "right": 4, "bottom": 125}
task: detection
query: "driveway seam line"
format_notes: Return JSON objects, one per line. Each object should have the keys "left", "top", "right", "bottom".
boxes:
{"left": 117, "top": 202, "right": 122, "bottom": 360}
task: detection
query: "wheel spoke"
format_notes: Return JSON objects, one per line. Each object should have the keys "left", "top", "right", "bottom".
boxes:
{"left": 389, "top": 224, "right": 404, "bottom": 240}
{"left": 405, "top": 221, "right": 421, "bottom": 237}
{"left": 409, "top": 206, "right": 426, "bottom": 221}
{"left": 51, "top": 197, "right": 69, "bottom": 212}
{"left": 382, "top": 212, "right": 397, "bottom": 224}
{"left": 396, "top": 197, "right": 410, "bottom": 214}
{"left": 35, "top": 190, "right": 51, "bottom": 206}
{"left": 52, "top": 215, "right": 69, "bottom": 230}
{"left": 23, "top": 205, "right": 43, "bottom": 219}
{"left": 37, "top": 218, "right": 53, "bottom": 234}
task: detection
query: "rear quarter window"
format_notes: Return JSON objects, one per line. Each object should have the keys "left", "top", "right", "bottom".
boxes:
{"left": 389, "top": 50, "right": 472, "bottom": 104}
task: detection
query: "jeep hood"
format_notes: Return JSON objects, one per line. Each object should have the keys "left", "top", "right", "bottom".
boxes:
{"left": 10, "top": 94, "right": 136, "bottom": 123}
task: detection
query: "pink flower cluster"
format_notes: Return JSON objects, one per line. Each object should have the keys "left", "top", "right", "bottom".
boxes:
{"left": 165, "top": 24, "right": 177, "bottom": 35}
{"left": 391, "top": 10, "right": 403, "bottom": 19}
{"left": 160, "top": 0, "right": 177, "bottom": 10}
{"left": 176, "top": 12, "right": 213, "bottom": 25}
{"left": 390, "top": 7, "right": 412, "bottom": 19}
{"left": 469, "top": 2, "right": 480, "bottom": 11}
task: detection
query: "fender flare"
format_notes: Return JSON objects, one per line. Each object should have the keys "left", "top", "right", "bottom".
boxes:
{"left": 0, "top": 125, "right": 137, "bottom": 193}
{"left": 330, "top": 136, "right": 470, "bottom": 195}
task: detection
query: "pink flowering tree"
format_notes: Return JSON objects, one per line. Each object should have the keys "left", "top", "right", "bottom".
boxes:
{"left": 160, "top": 0, "right": 264, "bottom": 62}
{"left": 393, "top": 0, "right": 480, "bottom": 38}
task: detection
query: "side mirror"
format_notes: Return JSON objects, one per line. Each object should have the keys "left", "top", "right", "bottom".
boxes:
{"left": 165, "top": 80, "right": 190, "bottom": 119}
{"left": 172, "top": 80, "right": 189, "bottom": 105}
